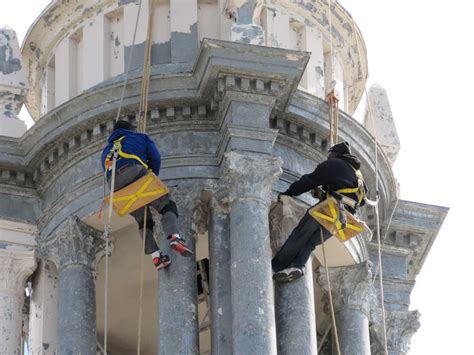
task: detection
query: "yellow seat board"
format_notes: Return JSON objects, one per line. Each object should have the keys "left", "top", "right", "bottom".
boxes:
{"left": 309, "top": 197, "right": 367, "bottom": 242}
{"left": 105, "top": 172, "right": 169, "bottom": 216}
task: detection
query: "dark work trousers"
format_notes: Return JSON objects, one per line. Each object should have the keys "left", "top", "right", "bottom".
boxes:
{"left": 272, "top": 210, "right": 332, "bottom": 272}
{"left": 109, "top": 164, "right": 179, "bottom": 255}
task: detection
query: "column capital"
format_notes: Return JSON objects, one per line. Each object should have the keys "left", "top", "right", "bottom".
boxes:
{"left": 371, "top": 309, "right": 420, "bottom": 355}
{"left": 317, "top": 261, "right": 377, "bottom": 317}
{"left": 223, "top": 151, "right": 282, "bottom": 205}
{"left": 269, "top": 196, "right": 307, "bottom": 254}
{"left": 0, "top": 249, "right": 36, "bottom": 296}
{"left": 39, "top": 216, "right": 104, "bottom": 270}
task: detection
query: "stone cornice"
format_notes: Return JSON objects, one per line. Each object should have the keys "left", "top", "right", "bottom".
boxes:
{"left": 374, "top": 199, "right": 449, "bottom": 280}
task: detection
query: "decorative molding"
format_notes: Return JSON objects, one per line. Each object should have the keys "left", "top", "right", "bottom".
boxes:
{"left": 269, "top": 195, "right": 307, "bottom": 254}
{"left": 371, "top": 309, "right": 420, "bottom": 355}
{"left": 317, "top": 261, "right": 376, "bottom": 317}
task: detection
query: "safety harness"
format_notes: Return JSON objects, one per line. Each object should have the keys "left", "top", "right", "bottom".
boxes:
{"left": 105, "top": 136, "right": 149, "bottom": 171}
{"left": 309, "top": 167, "right": 368, "bottom": 242}
{"left": 103, "top": 135, "right": 169, "bottom": 216}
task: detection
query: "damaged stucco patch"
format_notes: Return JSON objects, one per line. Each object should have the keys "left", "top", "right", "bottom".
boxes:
{"left": 171, "top": 22, "right": 198, "bottom": 63}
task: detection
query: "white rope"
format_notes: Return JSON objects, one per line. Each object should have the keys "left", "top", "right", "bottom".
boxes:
{"left": 101, "top": 2, "right": 145, "bottom": 353}
{"left": 349, "top": 13, "right": 390, "bottom": 355}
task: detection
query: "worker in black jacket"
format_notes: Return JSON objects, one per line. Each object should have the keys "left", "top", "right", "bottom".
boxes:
{"left": 272, "top": 141, "right": 367, "bottom": 282}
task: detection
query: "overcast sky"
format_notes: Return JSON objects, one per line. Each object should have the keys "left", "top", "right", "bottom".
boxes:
{"left": 2, "top": 1, "right": 473, "bottom": 353}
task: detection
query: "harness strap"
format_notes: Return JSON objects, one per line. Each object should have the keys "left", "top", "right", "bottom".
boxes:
{"left": 106, "top": 136, "right": 149, "bottom": 170}
{"left": 333, "top": 167, "right": 365, "bottom": 207}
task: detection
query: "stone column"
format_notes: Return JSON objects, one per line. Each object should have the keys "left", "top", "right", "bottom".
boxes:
{"left": 270, "top": 196, "right": 317, "bottom": 355}
{"left": 0, "top": 249, "right": 36, "bottom": 355}
{"left": 317, "top": 261, "right": 376, "bottom": 355}
{"left": 157, "top": 187, "right": 199, "bottom": 354}
{"left": 208, "top": 196, "right": 232, "bottom": 354}
{"left": 224, "top": 151, "right": 282, "bottom": 354}
{"left": 371, "top": 310, "right": 420, "bottom": 355}
{"left": 28, "top": 260, "right": 58, "bottom": 355}
{"left": 40, "top": 216, "right": 103, "bottom": 355}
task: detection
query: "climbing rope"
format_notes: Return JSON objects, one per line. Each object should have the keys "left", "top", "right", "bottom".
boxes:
{"left": 135, "top": 1, "right": 156, "bottom": 353}
{"left": 349, "top": 12, "right": 394, "bottom": 355}
{"left": 326, "top": 0, "right": 339, "bottom": 147}
{"left": 102, "top": 0, "right": 145, "bottom": 354}
{"left": 320, "top": 228, "right": 341, "bottom": 355}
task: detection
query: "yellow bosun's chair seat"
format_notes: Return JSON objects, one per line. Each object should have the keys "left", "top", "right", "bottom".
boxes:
{"left": 309, "top": 197, "right": 368, "bottom": 242}
{"left": 105, "top": 172, "right": 169, "bottom": 216}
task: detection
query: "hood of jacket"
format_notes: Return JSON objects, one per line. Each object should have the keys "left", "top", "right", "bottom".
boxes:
{"left": 334, "top": 153, "right": 361, "bottom": 170}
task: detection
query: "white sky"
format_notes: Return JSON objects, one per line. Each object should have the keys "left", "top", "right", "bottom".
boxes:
{"left": 2, "top": 1, "right": 473, "bottom": 353}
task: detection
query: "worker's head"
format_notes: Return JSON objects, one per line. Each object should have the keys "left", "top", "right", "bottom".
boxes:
{"left": 328, "top": 141, "right": 351, "bottom": 158}
{"left": 113, "top": 120, "right": 136, "bottom": 131}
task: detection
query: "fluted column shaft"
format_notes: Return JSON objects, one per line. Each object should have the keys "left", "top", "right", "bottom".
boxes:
{"left": 0, "top": 250, "right": 36, "bottom": 355}
{"left": 40, "top": 216, "right": 103, "bottom": 355}
{"left": 157, "top": 187, "right": 199, "bottom": 354}
{"left": 318, "top": 261, "right": 376, "bottom": 355}
{"left": 270, "top": 196, "right": 317, "bottom": 355}
{"left": 209, "top": 199, "right": 232, "bottom": 354}
{"left": 224, "top": 151, "right": 282, "bottom": 354}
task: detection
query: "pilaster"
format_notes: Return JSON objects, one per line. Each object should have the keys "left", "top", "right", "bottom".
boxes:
{"left": 28, "top": 261, "right": 58, "bottom": 355}
{"left": 0, "top": 249, "right": 36, "bottom": 355}
{"left": 208, "top": 193, "right": 232, "bottom": 354}
{"left": 0, "top": 26, "right": 27, "bottom": 137}
{"left": 225, "top": 0, "right": 265, "bottom": 45}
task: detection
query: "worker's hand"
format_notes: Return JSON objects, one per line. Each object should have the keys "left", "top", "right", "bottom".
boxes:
{"left": 278, "top": 191, "right": 291, "bottom": 201}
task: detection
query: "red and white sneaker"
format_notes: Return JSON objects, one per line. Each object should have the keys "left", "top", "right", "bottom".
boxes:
{"left": 168, "top": 234, "right": 193, "bottom": 257}
{"left": 152, "top": 254, "right": 171, "bottom": 270}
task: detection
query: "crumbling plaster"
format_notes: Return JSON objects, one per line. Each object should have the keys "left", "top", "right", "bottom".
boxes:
{"left": 21, "top": 0, "right": 368, "bottom": 120}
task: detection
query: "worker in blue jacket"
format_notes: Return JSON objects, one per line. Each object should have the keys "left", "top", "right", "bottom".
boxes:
{"left": 101, "top": 120, "right": 192, "bottom": 270}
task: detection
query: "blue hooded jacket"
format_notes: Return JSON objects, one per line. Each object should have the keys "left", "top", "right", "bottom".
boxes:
{"left": 101, "top": 129, "right": 161, "bottom": 175}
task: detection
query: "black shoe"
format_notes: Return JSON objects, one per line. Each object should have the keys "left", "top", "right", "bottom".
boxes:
{"left": 273, "top": 267, "right": 303, "bottom": 283}
{"left": 153, "top": 254, "right": 171, "bottom": 270}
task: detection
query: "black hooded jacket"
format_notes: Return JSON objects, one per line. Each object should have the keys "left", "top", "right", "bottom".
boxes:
{"left": 283, "top": 154, "right": 367, "bottom": 208}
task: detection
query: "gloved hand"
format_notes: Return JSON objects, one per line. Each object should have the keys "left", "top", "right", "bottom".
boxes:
{"left": 278, "top": 191, "right": 291, "bottom": 201}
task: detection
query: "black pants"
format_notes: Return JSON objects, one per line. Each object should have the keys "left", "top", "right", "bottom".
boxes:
{"left": 272, "top": 211, "right": 331, "bottom": 272}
